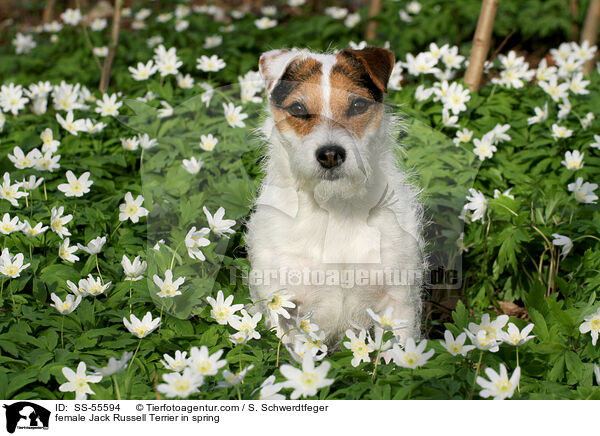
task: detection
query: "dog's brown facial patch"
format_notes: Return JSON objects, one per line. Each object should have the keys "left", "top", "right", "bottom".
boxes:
{"left": 327, "top": 52, "right": 385, "bottom": 138}
{"left": 270, "top": 57, "right": 323, "bottom": 137}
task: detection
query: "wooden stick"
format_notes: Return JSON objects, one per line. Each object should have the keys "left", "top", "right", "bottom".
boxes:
{"left": 99, "top": 0, "right": 122, "bottom": 93}
{"left": 464, "top": 0, "right": 499, "bottom": 92}
{"left": 570, "top": 0, "right": 579, "bottom": 41}
{"left": 365, "top": 0, "right": 383, "bottom": 41}
{"left": 42, "top": 0, "right": 56, "bottom": 24}
{"left": 581, "top": 0, "right": 600, "bottom": 75}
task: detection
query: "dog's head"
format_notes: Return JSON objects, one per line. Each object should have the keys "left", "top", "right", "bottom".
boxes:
{"left": 259, "top": 47, "right": 394, "bottom": 200}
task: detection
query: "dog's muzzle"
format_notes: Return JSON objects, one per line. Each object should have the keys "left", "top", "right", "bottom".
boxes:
{"left": 316, "top": 144, "right": 346, "bottom": 169}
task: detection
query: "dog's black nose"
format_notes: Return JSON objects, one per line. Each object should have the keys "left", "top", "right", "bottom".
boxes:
{"left": 316, "top": 144, "right": 346, "bottom": 169}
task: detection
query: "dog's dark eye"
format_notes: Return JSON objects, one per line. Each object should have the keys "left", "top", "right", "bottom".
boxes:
{"left": 348, "top": 98, "right": 371, "bottom": 116}
{"left": 287, "top": 102, "right": 309, "bottom": 119}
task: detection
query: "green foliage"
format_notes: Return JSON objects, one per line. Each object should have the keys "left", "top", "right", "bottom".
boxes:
{"left": 0, "top": 0, "right": 598, "bottom": 400}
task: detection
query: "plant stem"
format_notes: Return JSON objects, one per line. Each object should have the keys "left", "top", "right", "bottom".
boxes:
{"left": 109, "top": 221, "right": 123, "bottom": 239}
{"left": 371, "top": 334, "right": 384, "bottom": 383}
{"left": 112, "top": 375, "right": 122, "bottom": 400}
{"left": 95, "top": 255, "right": 104, "bottom": 285}
{"left": 61, "top": 316, "right": 64, "bottom": 348}
{"left": 516, "top": 348, "right": 520, "bottom": 393}
{"left": 169, "top": 240, "right": 186, "bottom": 271}
{"left": 245, "top": 298, "right": 270, "bottom": 312}
{"left": 276, "top": 327, "right": 299, "bottom": 367}
{"left": 469, "top": 350, "right": 484, "bottom": 399}
{"left": 127, "top": 339, "right": 143, "bottom": 378}
{"left": 406, "top": 371, "right": 414, "bottom": 400}
{"left": 158, "top": 303, "right": 164, "bottom": 336}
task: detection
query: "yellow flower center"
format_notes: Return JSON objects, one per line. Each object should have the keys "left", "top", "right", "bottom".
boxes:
{"left": 214, "top": 307, "right": 229, "bottom": 321}
{"left": 403, "top": 352, "right": 418, "bottom": 366}
{"left": 300, "top": 372, "right": 318, "bottom": 387}
{"left": 5, "top": 265, "right": 18, "bottom": 276}
{"left": 351, "top": 341, "right": 368, "bottom": 357}
{"left": 199, "top": 361, "right": 211, "bottom": 373}
{"left": 75, "top": 378, "right": 88, "bottom": 392}
{"left": 380, "top": 317, "right": 393, "bottom": 328}
{"left": 494, "top": 378, "right": 512, "bottom": 393}
{"left": 126, "top": 204, "right": 138, "bottom": 215}
{"left": 134, "top": 326, "right": 147, "bottom": 337}
{"left": 449, "top": 343, "right": 462, "bottom": 353}
{"left": 268, "top": 295, "right": 282, "bottom": 310}
{"left": 174, "top": 379, "right": 190, "bottom": 392}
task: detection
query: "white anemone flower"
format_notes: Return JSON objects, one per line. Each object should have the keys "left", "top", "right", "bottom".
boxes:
{"left": 441, "top": 330, "right": 475, "bottom": 356}
{"left": 57, "top": 171, "right": 93, "bottom": 197}
{"left": 58, "top": 362, "right": 102, "bottom": 400}
{"left": 390, "top": 338, "right": 435, "bottom": 369}
{"left": 200, "top": 134, "right": 218, "bottom": 151}
{"left": 366, "top": 307, "right": 409, "bottom": 331}
{"left": 160, "top": 350, "right": 190, "bottom": 372}
{"left": 79, "top": 274, "right": 110, "bottom": 296}
{"left": 157, "top": 368, "right": 204, "bottom": 398}
{"left": 121, "top": 255, "right": 147, "bottom": 281}
{"left": 222, "top": 102, "right": 248, "bottom": 128}
{"left": 500, "top": 323, "right": 535, "bottom": 346}
{"left": 50, "top": 206, "right": 72, "bottom": 239}
{"left": 123, "top": 312, "right": 161, "bottom": 338}
{"left": 206, "top": 290, "right": 244, "bottom": 325}
{"left": 579, "top": 308, "right": 600, "bottom": 345}
{"left": 343, "top": 329, "right": 375, "bottom": 367}
{"left": 465, "top": 313, "right": 508, "bottom": 352}
{"left": 476, "top": 364, "right": 520, "bottom": 400}
{"left": 50, "top": 292, "right": 82, "bottom": 314}
{"left": 464, "top": 188, "right": 488, "bottom": 222}
{"left": 0, "top": 173, "right": 28, "bottom": 207}
{"left": 217, "top": 365, "right": 254, "bottom": 388}
{"left": 90, "top": 351, "right": 133, "bottom": 377}
{"left": 22, "top": 220, "right": 48, "bottom": 237}
{"left": 182, "top": 157, "right": 203, "bottom": 174}
{"left": 568, "top": 177, "right": 598, "bottom": 204}
{"left": 188, "top": 346, "right": 227, "bottom": 376}
{"left": 153, "top": 269, "right": 185, "bottom": 298}
{"left": 58, "top": 238, "right": 79, "bottom": 263}
{"left": 77, "top": 236, "right": 106, "bottom": 255}
{"left": 266, "top": 290, "right": 296, "bottom": 323}
{"left": 95, "top": 93, "right": 122, "bottom": 117}
{"left": 279, "top": 355, "right": 333, "bottom": 399}
{"left": 203, "top": 206, "right": 236, "bottom": 237}
{"left": 0, "top": 213, "right": 24, "bottom": 235}
{"left": 258, "top": 375, "right": 285, "bottom": 400}
{"left": 561, "top": 150, "right": 584, "bottom": 170}
{"left": 185, "top": 226, "right": 210, "bottom": 260}
{"left": 119, "top": 192, "right": 149, "bottom": 223}
{"left": 0, "top": 248, "right": 30, "bottom": 278}
{"left": 229, "top": 309, "right": 262, "bottom": 342}
{"left": 552, "top": 234, "right": 573, "bottom": 259}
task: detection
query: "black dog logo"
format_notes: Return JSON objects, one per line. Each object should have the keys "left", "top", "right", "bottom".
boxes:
{"left": 3, "top": 402, "right": 50, "bottom": 433}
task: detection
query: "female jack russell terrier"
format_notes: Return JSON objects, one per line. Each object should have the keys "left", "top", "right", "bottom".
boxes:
{"left": 246, "top": 46, "right": 426, "bottom": 348}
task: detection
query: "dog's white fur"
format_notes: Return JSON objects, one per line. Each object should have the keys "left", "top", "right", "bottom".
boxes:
{"left": 246, "top": 49, "right": 426, "bottom": 348}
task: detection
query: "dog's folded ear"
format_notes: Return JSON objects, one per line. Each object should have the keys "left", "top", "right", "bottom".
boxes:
{"left": 259, "top": 49, "right": 301, "bottom": 94}
{"left": 339, "top": 46, "right": 395, "bottom": 93}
